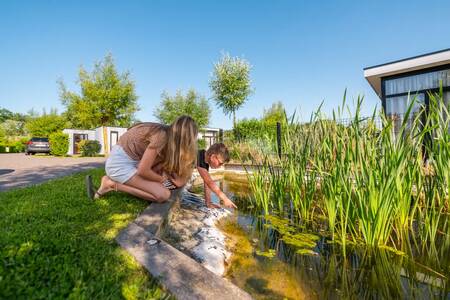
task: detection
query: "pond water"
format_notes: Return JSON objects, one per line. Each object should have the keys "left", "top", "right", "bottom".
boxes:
{"left": 192, "top": 178, "right": 450, "bottom": 299}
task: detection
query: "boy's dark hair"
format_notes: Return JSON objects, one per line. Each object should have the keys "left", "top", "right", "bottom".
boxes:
{"left": 206, "top": 143, "right": 230, "bottom": 163}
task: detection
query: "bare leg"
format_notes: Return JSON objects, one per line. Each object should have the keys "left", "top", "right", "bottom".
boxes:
{"left": 96, "top": 175, "right": 170, "bottom": 202}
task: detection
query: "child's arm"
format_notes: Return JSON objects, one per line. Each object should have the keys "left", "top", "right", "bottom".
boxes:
{"left": 197, "top": 166, "right": 237, "bottom": 208}
{"left": 204, "top": 182, "right": 220, "bottom": 208}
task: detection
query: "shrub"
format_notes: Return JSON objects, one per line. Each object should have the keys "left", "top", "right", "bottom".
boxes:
{"left": 49, "top": 132, "right": 69, "bottom": 156}
{"left": 11, "top": 140, "right": 26, "bottom": 152}
{"left": 0, "top": 145, "right": 5, "bottom": 153}
{"left": 197, "top": 139, "right": 207, "bottom": 150}
{"left": 78, "top": 140, "right": 101, "bottom": 157}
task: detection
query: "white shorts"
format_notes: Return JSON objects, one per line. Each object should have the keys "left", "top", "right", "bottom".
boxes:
{"left": 105, "top": 145, "right": 139, "bottom": 184}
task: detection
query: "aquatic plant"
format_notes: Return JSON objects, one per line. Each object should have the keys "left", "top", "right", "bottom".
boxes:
{"left": 245, "top": 90, "right": 450, "bottom": 253}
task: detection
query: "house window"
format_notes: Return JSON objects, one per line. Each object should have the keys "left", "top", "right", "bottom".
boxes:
{"left": 385, "top": 69, "right": 450, "bottom": 96}
{"left": 385, "top": 93, "right": 425, "bottom": 117}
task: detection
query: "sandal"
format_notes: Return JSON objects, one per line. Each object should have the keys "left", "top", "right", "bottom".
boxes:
{"left": 85, "top": 175, "right": 103, "bottom": 200}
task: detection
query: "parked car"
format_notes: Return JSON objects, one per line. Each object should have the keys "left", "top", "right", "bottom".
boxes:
{"left": 25, "top": 137, "right": 50, "bottom": 155}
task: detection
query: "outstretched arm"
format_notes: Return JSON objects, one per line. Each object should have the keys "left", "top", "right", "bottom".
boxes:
{"left": 204, "top": 182, "right": 220, "bottom": 208}
{"left": 197, "top": 166, "right": 237, "bottom": 208}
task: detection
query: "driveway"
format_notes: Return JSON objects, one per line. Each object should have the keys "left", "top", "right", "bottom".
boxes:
{"left": 0, "top": 153, "right": 106, "bottom": 191}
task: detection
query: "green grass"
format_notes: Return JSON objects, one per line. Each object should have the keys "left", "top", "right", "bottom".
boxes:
{"left": 0, "top": 168, "right": 170, "bottom": 299}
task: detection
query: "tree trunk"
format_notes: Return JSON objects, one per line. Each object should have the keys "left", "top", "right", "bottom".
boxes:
{"left": 233, "top": 111, "right": 236, "bottom": 129}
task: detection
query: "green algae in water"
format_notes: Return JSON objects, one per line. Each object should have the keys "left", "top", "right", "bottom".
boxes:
{"left": 218, "top": 218, "right": 309, "bottom": 299}
{"left": 262, "top": 215, "right": 319, "bottom": 256}
{"left": 256, "top": 249, "right": 276, "bottom": 258}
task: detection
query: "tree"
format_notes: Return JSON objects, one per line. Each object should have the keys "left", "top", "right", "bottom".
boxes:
{"left": 24, "top": 112, "right": 69, "bottom": 137}
{"left": 0, "top": 108, "right": 14, "bottom": 123}
{"left": 153, "top": 89, "right": 211, "bottom": 128}
{"left": 209, "top": 53, "right": 252, "bottom": 128}
{"left": 0, "top": 107, "right": 28, "bottom": 123}
{"left": 59, "top": 54, "right": 139, "bottom": 129}
{"left": 262, "top": 101, "right": 286, "bottom": 126}
{"left": 1, "top": 120, "right": 25, "bottom": 137}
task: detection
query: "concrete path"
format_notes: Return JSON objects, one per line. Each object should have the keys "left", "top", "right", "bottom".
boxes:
{"left": 0, "top": 153, "right": 106, "bottom": 191}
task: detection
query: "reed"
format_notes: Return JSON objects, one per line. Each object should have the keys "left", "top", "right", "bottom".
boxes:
{"left": 245, "top": 90, "right": 450, "bottom": 252}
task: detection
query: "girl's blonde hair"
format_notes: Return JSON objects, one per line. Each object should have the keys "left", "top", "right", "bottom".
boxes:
{"left": 162, "top": 115, "right": 198, "bottom": 181}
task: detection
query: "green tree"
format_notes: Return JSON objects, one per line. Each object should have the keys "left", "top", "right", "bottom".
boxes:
{"left": 24, "top": 112, "right": 69, "bottom": 137}
{"left": 59, "top": 54, "right": 139, "bottom": 129}
{"left": 153, "top": 89, "right": 211, "bottom": 128}
{"left": 0, "top": 126, "right": 5, "bottom": 144}
{"left": 209, "top": 53, "right": 252, "bottom": 127}
{"left": 0, "top": 108, "right": 28, "bottom": 123}
{"left": 262, "top": 101, "right": 286, "bottom": 126}
{"left": 0, "top": 120, "right": 25, "bottom": 137}
{"left": 0, "top": 108, "right": 14, "bottom": 123}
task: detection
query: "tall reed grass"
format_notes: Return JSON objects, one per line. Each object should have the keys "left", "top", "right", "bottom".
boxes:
{"left": 246, "top": 90, "right": 450, "bottom": 252}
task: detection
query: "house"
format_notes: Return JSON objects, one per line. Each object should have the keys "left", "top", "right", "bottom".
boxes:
{"left": 63, "top": 125, "right": 223, "bottom": 156}
{"left": 364, "top": 48, "right": 450, "bottom": 120}
{"left": 63, "top": 126, "right": 127, "bottom": 155}
{"left": 199, "top": 127, "right": 223, "bottom": 149}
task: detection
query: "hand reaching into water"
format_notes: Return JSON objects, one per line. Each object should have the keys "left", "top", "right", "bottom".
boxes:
{"left": 220, "top": 194, "right": 237, "bottom": 209}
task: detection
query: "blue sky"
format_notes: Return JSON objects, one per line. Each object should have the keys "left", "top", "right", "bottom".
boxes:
{"left": 1, "top": 0, "right": 450, "bottom": 129}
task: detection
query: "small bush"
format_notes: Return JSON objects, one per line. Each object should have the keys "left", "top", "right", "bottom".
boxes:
{"left": 11, "top": 140, "right": 26, "bottom": 153}
{"left": 197, "top": 139, "right": 207, "bottom": 150}
{"left": 49, "top": 132, "right": 69, "bottom": 156}
{"left": 0, "top": 145, "right": 6, "bottom": 153}
{"left": 78, "top": 140, "right": 101, "bottom": 157}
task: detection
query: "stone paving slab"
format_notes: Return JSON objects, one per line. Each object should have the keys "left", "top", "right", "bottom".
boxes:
{"left": 117, "top": 222, "right": 252, "bottom": 300}
{"left": 116, "top": 189, "right": 253, "bottom": 299}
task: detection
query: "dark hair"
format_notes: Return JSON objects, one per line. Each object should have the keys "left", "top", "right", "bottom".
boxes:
{"left": 206, "top": 143, "right": 230, "bottom": 163}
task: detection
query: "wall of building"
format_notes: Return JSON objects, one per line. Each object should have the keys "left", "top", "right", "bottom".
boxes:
{"left": 62, "top": 129, "right": 96, "bottom": 155}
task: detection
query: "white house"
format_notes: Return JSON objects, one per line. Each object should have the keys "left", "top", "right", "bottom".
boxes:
{"left": 364, "top": 48, "right": 450, "bottom": 119}
{"left": 63, "top": 126, "right": 127, "bottom": 155}
{"left": 198, "top": 127, "right": 222, "bottom": 149}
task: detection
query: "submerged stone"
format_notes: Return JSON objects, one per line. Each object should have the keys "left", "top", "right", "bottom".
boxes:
{"left": 163, "top": 190, "right": 233, "bottom": 276}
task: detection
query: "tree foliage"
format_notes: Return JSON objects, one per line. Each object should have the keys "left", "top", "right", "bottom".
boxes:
{"left": 24, "top": 112, "right": 68, "bottom": 137}
{"left": 262, "top": 101, "right": 286, "bottom": 125}
{"left": 1, "top": 120, "right": 25, "bottom": 137}
{"left": 153, "top": 89, "right": 211, "bottom": 128}
{"left": 0, "top": 108, "right": 27, "bottom": 123}
{"left": 209, "top": 53, "right": 252, "bottom": 127}
{"left": 234, "top": 101, "right": 287, "bottom": 141}
{"left": 59, "top": 54, "right": 139, "bottom": 129}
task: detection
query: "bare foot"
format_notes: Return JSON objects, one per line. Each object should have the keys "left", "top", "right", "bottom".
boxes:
{"left": 95, "top": 176, "right": 117, "bottom": 199}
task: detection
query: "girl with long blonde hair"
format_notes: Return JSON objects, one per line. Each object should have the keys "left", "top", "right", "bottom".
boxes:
{"left": 86, "top": 115, "right": 198, "bottom": 202}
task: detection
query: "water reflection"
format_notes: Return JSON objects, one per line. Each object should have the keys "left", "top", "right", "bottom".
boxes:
{"left": 219, "top": 179, "right": 450, "bottom": 299}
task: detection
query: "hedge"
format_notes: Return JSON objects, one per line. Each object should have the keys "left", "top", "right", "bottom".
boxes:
{"left": 49, "top": 132, "right": 69, "bottom": 156}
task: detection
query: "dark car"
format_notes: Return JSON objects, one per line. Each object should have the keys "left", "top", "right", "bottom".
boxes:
{"left": 26, "top": 137, "right": 50, "bottom": 155}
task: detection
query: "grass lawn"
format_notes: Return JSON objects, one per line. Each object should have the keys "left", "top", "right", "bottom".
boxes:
{"left": 0, "top": 168, "right": 170, "bottom": 299}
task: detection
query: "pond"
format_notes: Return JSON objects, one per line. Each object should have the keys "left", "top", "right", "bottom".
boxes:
{"left": 193, "top": 177, "right": 450, "bottom": 300}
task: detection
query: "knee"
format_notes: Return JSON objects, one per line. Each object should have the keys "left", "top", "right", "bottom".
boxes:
{"left": 154, "top": 188, "right": 171, "bottom": 203}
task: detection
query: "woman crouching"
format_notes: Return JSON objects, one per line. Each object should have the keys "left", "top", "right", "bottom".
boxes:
{"left": 86, "top": 115, "right": 198, "bottom": 202}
